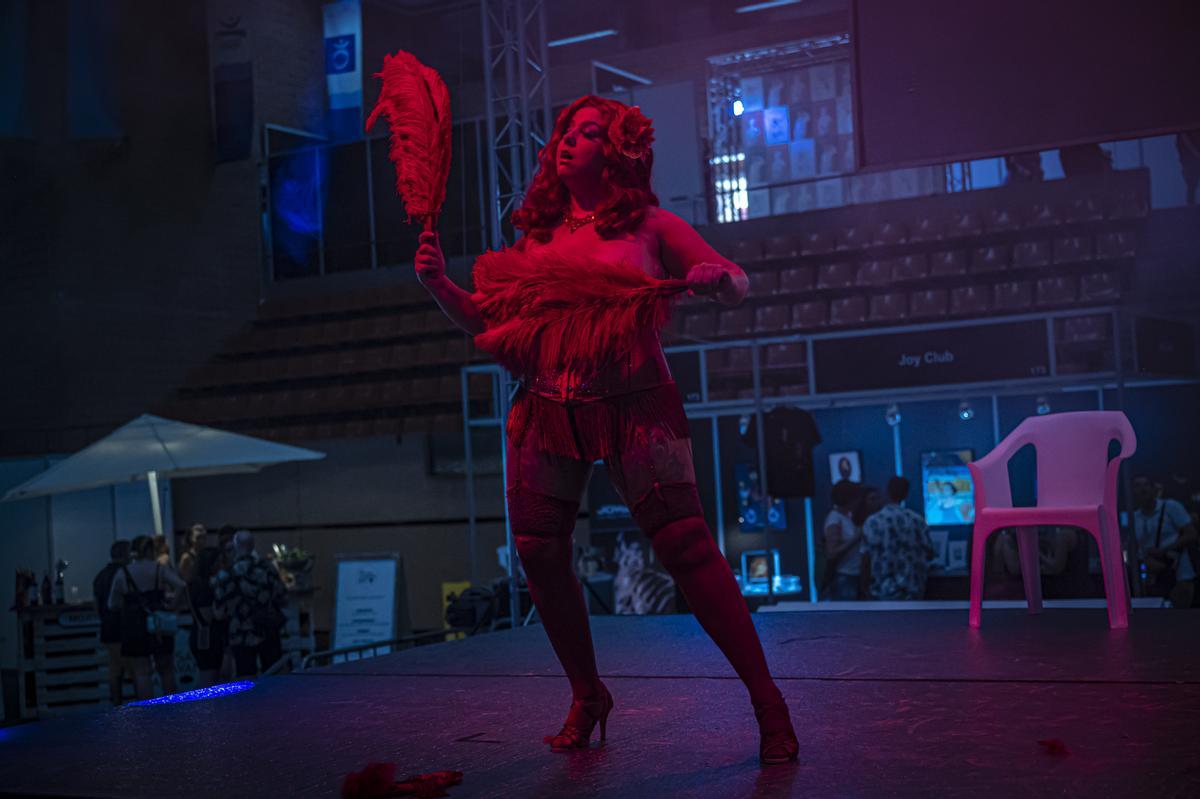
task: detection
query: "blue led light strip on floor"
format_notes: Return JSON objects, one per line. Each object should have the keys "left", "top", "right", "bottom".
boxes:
{"left": 128, "top": 681, "right": 255, "bottom": 706}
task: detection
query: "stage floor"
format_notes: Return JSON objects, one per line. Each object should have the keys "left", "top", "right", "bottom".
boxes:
{"left": 2, "top": 608, "right": 1197, "bottom": 798}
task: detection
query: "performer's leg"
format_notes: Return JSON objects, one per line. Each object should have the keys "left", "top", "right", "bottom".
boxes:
{"left": 607, "top": 433, "right": 798, "bottom": 761}
{"left": 506, "top": 436, "right": 602, "bottom": 702}
{"left": 606, "top": 435, "right": 779, "bottom": 705}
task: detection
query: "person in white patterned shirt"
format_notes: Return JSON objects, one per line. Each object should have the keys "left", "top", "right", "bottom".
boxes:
{"left": 862, "top": 476, "right": 935, "bottom": 601}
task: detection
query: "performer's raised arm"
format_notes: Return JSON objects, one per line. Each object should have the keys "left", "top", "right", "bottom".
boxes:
{"left": 414, "top": 231, "right": 485, "bottom": 335}
{"left": 652, "top": 206, "right": 749, "bottom": 306}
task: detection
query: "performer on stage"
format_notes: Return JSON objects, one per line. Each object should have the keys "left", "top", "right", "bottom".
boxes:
{"left": 414, "top": 95, "right": 799, "bottom": 765}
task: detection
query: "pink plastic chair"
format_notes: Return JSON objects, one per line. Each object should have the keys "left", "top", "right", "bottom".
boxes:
{"left": 968, "top": 411, "right": 1137, "bottom": 629}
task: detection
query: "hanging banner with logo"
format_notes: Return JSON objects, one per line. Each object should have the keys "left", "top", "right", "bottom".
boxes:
{"left": 323, "top": 0, "right": 362, "bottom": 141}
{"left": 207, "top": 0, "right": 254, "bottom": 161}
{"left": 813, "top": 319, "right": 1050, "bottom": 393}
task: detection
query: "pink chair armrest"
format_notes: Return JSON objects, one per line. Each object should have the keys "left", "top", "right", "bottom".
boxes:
{"left": 971, "top": 422, "right": 1036, "bottom": 510}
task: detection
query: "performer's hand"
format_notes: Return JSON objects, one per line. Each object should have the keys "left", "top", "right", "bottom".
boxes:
{"left": 686, "top": 262, "right": 731, "bottom": 297}
{"left": 415, "top": 231, "right": 446, "bottom": 285}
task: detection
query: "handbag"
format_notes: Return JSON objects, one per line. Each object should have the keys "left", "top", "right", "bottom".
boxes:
{"left": 124, "top": 565, "right": 178, "bottom": 637}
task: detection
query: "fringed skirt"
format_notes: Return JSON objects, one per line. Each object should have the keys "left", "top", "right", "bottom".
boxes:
{"left": 506, "top": 380, "right": 691, "bottom": 462}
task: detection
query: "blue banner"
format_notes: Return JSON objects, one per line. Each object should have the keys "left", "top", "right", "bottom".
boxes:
{"left": 323, "top": 0, "right": 362, "bottom": 141}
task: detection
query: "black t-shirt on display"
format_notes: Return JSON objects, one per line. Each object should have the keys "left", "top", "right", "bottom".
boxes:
{"left": 739, "top": 406, "right": 822, "bottom": 498}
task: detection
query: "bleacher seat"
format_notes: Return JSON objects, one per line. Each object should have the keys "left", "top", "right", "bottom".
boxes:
{"left": 1013, "top": 240, "right": 1051, "bottom": 269}
{"left": 970, "top": 245, "right": 1010, "bottom": 274}
{"left": 873, "top": 221, "right": 907, "bottom": 247}
{"left": 1036, "top": 276, "right": 1080, "bottom": 306}
{"left": 801, "top": 230, "right": 836, "bottom": 256}
{"left": 891, "top": 254, "right": 928, "bottom": 282}
{"left": 816, "top": 262, "right": 856, "bottom": 289}
{"left": 908, "top": 215, "right": 943, "bottom": 243}
{"left": 779, "top": 266, "right": 816, "bottom": 294}
{"left": 869, "top": 293, "right": 908, "bottom": 322}
{"left": 717, "top": 307, "right": 754, "bottom": 337}
{"left": 1060, "top": 315, "right": 1109, "bottom": 343}
{"left": 986, "top": 207, "right": 1020, "bottom": 233}
{"left": 950, "top": 286, "right": 992, "bottom": 315}
{"left": 1107, "top": 191, "right": 1148, "bottom": 220}
{"left": 732, "top": 238, "right": 763, "bottom": 263}
{"left": 350, "top": 383, "right": 381, "bottom": 409}
{"left": 747, "top": 270, "right": 779, "bottom": 297}
{"left": 829, "top": 296, "right": 867, "bottom": 326}
{"left": 1066, "top": 196, "right": 1105, "bottom": 223}
{"left": 1053, "top": 236, "right": 1093, "bottom": 263}
{"left": 754, "top": 304, "right": 791, "bottom": 333}
{"left": 765, "top": 342, "right": 806, "bottom": 367}
{"left": 836, "top": 226, "right": 868, "bottom": 252}
{"left": 1095, "top": 231, "right": 1136, "bottom": 259}
{"left": 929, "top": 250, "right": 968, "bottom": 277}
{"left": 993, "top": 280, "right": 1035, "bottom": 311}
{"left": 682, "top": 309, "right": 716, "bottom": 339}
{"left": 909, "top": 289, "right": 949, "bottom": 319}
{"left": 856, "top": 260, "right": 892, "bottom": 287}
{"left": 763, "top": 234, "right": 799, "bottom": 259}
{"left": 1079, "top": 271, "right": 1121, "bottom": 301}
{"left": 791, "top": 300, "right": 828, "bottom": 329}
{"left": 417, "top": 339, "right": 447, "bottom": 365}
{"left": 436, "top": 374, "right": 461, "bottom": 402}
{"left": 390, "top": 343, "right": 419, "bottom": 369}
{"left": 1026, "top": 202, "right": 1062, "bottom": 229}
{"left": 949, "top": 210, "right": 984, "bottom": 238}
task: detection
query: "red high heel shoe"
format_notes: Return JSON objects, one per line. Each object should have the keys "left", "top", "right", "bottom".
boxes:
{"left": 543, "top": 683, "right": 614, "bottom": 751}
{"left": 754, "top": 694, "right": 799, "bottom": 765}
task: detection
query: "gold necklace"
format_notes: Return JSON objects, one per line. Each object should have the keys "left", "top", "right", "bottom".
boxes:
{"left": 564, "top": 212, "right": 596, "bottom": 233}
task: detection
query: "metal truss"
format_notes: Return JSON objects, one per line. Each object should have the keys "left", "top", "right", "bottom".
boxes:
{"left": 480, "top": 0, "right": 552, "bottom": 250}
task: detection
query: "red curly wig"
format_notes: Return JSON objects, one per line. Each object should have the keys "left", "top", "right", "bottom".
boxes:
{"left": 511, "top": 95, "right": 659, "bottom": 244}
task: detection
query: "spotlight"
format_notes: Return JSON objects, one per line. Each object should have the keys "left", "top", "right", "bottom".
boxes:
{"left": 885, "top": 404, "right": 901, "bottom": 427}
{"left": 738, "top": 413, "right": 751, "bottom": 437}
{"left": 1036, "top": 396, "right": 1051, "bottom": 415}
{"left": 958, "top": 401, "right": 974, "bottom": 421}
{"left": 733, "top": 99, "right": 745, "bottom": 117}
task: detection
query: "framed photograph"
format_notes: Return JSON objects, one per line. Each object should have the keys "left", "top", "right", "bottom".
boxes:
{"left": 828, "top": 450, "right": 862, "bottom": 484}
{"left": 740, "top": 76, "right": 764, "bottom": 111}
{"left": 764, "top": 105, "right": 790, "bottom": 145}
{"left": 947, "top": 539, "right": 968, "bottom": 571}
{"left": 788, "top": 138, "right": 815, "bottom": 180}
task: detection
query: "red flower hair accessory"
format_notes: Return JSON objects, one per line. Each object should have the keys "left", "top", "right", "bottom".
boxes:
{"left": 608, "top": 105, "right": 655, "bottom": 162}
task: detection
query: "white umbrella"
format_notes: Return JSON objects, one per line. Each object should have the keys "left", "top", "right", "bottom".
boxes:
{"left": 2, "top": 414, "right": 325, "bottom": 554}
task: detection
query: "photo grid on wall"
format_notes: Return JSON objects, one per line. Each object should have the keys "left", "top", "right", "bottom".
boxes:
{"left": 738, "top": 58, "right": 855, "bottom": 216}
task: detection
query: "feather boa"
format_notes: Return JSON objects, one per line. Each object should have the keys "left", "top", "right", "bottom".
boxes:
{"left": 470, "top": 248, "right": 689, "bottom": 379}
{"left": 365, "top": 51, "right": 452, "bottom": 231}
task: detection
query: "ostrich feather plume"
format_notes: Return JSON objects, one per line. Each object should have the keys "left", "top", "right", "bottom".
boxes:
{"left": 365, "top": 50, "right": 452, "bottom": 228}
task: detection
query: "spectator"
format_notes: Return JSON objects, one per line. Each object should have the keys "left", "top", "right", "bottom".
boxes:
{"left": 822, "top": 480, "right": 862, "bottom": 600}
{"left": 92, "top": 540, "right": 131, "bottom": 705}
{"left": 862, "top": 477, "right": 935, "bottom": 600}
{"left": 177, "top": 524, "right": 206, "bottom": 583}
{"left": 987, "top": 532, "right": 1026, "bottom": 600}
{"left": 154, "top": 534, "right": 171, "bottom": 566}
{"left": 994, "top": 527, "right": 1091, "bottom": 599}
{"left": 1133, "top": 475, "right": 1198, "bottom": 608}
{"left": 212, "top": 530, "right": 288, "bottom": 676}
{"left": 1038, "top": 527, "right": 1092, "bottom": 599}
{"left": 187, "top": 547, "right": 226, "bottom": 687}
{"left": 1177, "top": 131, "right": 1200, "bottom": 206}
{"left": 108, "top": 535, "right": 189, "bottom": 699}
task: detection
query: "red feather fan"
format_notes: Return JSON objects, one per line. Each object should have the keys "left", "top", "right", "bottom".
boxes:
{"left": 365, "top": 51, "right": 452, "bottom": 233}
{"left": 471, "top": 247, "right": 689, "bottom": 378}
